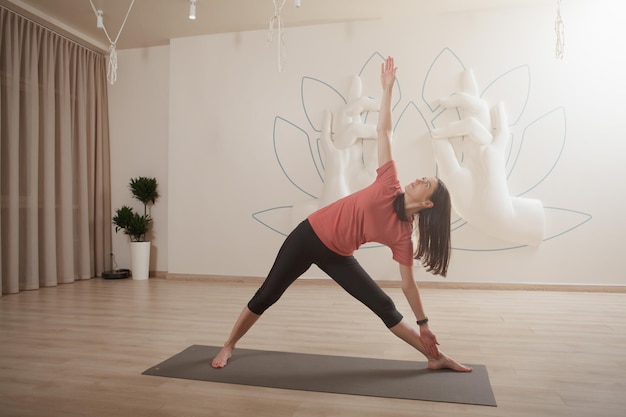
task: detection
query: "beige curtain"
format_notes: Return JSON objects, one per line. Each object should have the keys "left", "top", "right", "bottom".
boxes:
{"left": 0, "top": 6, "right": 112, "bottom": 295}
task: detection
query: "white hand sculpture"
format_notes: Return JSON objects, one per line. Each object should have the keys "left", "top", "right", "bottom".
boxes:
{"left": 319, "top": 102, "right": 378, "bottom": 207}
{"left": 333, "top": 74, "right": 379, "bottom": 150}
{"left": 291, "top": 75, "right": 380, "bottom": 227}
{"left": 332, "top": 74, "right": 379, "bottom": 193}
{"left": 431, "top": 69, "right": 545, "bottom": 246}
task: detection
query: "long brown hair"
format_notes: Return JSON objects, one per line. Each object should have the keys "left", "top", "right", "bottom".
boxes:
{"left": 393, "top": 179, "right": 452, "bottom": 277}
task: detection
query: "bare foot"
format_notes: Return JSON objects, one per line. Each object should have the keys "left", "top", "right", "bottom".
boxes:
{"left": 211, "top": 346, "right": 233, "bottom": 368}
{"left": 427, "top": 352, "right": 472, "bottom": 372}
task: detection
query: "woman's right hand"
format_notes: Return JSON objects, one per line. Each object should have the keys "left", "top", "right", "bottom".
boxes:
{"left": 419, "top": 326, "right": 441, "bottom": 358}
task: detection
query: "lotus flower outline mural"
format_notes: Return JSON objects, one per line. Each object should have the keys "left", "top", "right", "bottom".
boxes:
{"left": 253, "top": 48, "right": 591, "bottom": 252}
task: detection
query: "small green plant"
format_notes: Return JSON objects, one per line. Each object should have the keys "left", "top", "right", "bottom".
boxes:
{"left": 112, "top": 177, "right": 159, "bottom": 242}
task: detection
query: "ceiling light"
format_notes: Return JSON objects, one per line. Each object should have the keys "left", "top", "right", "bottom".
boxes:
{"left": 295, "top": 0, "right": 301, "bottom": 7}
{"left": 189, "top": 0, "right": 196, "bottom": 20}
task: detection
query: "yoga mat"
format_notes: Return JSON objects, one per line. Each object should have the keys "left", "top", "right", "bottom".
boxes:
{"left": 143, "top": 345, "right": 496, "bottom": 406}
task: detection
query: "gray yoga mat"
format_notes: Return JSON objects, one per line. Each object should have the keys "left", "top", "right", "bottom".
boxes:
{"left": 143, "top": 345, "right": 496, "bottom": 406}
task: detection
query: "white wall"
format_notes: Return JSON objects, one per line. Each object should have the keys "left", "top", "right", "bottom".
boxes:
{"left": 111, "top": 2, "right": 626, "bottom": 285}
{"left": 108, "top": 45, "right": 169, "bottom": 274}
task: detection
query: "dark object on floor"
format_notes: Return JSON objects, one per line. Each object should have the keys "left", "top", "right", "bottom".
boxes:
{"left": 143, "top": 345, "right": 497, "bottom": 406}
{"left": 101, "top": 269, "right": 130, "bottom": 279}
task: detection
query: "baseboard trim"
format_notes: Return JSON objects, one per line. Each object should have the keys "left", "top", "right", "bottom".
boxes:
{"left": 164, "top": 273, "right": 626, "bottom": 293}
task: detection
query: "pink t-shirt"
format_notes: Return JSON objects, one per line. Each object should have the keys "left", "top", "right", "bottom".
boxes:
{"left": 308, "top": 160, "right": 415, "bottom": 266}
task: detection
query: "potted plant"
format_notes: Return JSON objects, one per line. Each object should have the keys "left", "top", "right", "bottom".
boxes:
{"left": 112, "top": 177, "right": 159, "bottom": 280}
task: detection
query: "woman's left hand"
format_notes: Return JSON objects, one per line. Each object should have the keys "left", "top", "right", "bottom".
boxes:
{"left": 380, "top": 56, "right": 396, "bottom": 90}
{"left": 420, "top": 326, "right": 441, "bottom": 358}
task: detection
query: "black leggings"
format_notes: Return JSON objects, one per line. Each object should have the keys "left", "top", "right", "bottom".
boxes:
{"left": 248, "top": 219, "right": 403, "bottom": 328}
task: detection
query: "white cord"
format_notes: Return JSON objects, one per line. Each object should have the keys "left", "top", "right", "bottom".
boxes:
{"left": 108, "top": 45, "right": 118, "bottom": 84}
{"left": 555, "top": 0, "right": 565, "bottom": 60}
{"left": 268, "top": 0, "right": 287, "bottom": 72}
{"left": 110, "top": 252, "right": 119, "bottom": 271}
{"left": 89, "top": 0, "right": 136, "bottom": 84}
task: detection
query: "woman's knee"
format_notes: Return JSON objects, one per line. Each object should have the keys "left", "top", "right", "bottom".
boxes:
{"left": 380, "top": 308, "right": 403, "bottom": 328}
{"left": 373, "top": 297, "right": 403, "bottom": 328}
{"left": 247, "top": 291, "right": 277, "bottom": 315}
{"left": 356, "top": 290, "right": 403, "bottom": 327}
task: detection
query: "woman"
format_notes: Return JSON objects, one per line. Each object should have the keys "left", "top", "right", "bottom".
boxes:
{"left": 212, "top": 57, "right": 471, "bottom": 372}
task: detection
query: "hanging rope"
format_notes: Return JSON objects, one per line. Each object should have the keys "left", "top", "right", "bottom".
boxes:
{"left": 107, "top": 44, "right": 118, "bottom": 84}
{"left": 554, "top": 0, "right": 565, "bottom": 60}
{"left": 89, "top": 0, "right": 136, "bottom": 84}
{"left": 268, "top": 0, "right": 287, "bottom": 72}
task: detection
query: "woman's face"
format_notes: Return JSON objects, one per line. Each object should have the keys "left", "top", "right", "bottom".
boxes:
{"left": 404, "top": 177, "right": 437, "bottom": 203}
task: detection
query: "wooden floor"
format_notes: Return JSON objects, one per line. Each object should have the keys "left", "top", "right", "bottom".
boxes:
{"left": 1, "top": 277, "right": 625, "bottom": 417}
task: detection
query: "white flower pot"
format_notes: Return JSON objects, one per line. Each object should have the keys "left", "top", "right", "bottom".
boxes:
{"left": 130, "top": 241, "right": 151, "bottom": 280}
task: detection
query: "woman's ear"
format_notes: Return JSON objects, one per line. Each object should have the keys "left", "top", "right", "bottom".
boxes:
{"left": 411, "top": 200, "right": 434, "bottom": 214}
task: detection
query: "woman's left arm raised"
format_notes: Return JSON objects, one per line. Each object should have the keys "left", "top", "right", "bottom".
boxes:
{"left": 377, "top": 56, "right": 396, "bottom": 168}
